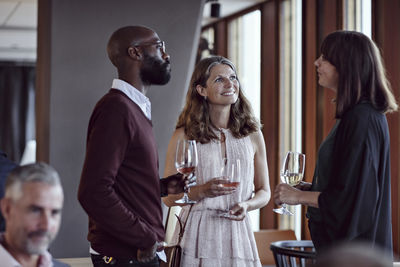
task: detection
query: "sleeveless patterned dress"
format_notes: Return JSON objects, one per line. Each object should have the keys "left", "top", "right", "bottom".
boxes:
{"left": 171, "top": 129, "right": 262, "bottom": 267}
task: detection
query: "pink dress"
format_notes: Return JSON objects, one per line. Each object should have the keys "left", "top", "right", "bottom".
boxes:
{"left": 171, "top": 129, "right": 262, "bottom": 267}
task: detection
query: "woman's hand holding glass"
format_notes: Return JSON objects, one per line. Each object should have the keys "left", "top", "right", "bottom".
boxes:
{"left": 273, "top": 180, "right": 311, "bottom": 207}
{"left": 295, "top": 181, "right": 312, "bottom": 191}
{"left": 227, "top": 201, "right": 248, "bottom": 221}
{"left": 218, "top": 159, "right": 241, "bottom": 218}
{"left": 199, "top": 178, "right": 237, "bottom": 199}
{"left": 273, "top": 151, "right": 305, "bottom": 215}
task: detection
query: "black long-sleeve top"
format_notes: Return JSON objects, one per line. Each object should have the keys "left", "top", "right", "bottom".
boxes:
{"left": 307, "top": 102, "right": 393, "bottom": 257}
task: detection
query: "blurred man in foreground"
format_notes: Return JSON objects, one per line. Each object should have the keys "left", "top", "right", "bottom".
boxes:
{"left": 0, "top": 162, "right": 69, "bottom": 267}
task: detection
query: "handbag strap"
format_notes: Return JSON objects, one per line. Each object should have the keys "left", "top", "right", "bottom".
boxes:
{"left": 165, "top": 204, "right": 193, "bottom": 244}
{"left": 179, "top": 205, "right": 193, "bottom": 242}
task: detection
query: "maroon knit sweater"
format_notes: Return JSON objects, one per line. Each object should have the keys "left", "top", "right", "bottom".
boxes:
{"left": 78, "top": 89, "right": 164, "bottom": 258}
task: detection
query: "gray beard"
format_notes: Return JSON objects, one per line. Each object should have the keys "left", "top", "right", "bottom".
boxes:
{"left": 25, "top": 234, "right": 52, "bottom": 255}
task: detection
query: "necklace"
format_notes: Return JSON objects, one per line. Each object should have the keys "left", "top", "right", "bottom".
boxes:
{"left": 217, "top": 128, "right": 226, "bottom": 143}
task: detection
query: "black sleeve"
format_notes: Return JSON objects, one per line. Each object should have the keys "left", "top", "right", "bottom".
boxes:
{"left": 318, "top": 109, "right": 381, "bottom": 242}
{"left": 159, "top": 178, "right": 168, "bottom": 197}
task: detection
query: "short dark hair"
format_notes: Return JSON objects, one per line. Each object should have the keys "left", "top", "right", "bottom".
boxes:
{"left": 321, "top": 31, "right": 397, "bottom": 118}
{"left": 107, "top": 25, "right": 155, "bottom": 68}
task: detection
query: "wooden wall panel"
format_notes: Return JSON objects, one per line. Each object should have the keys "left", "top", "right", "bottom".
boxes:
{"left": 301, "top": 0, "right": 342, "bottom": 240}
{"left": 36, "top": 0, "right": 51, "bottom": 162}
{"left": 373, "top": 0, "right": 400, "bottom": 259}
{"left": 260, "top": 0, "right": 279, "bottom": 229}
{"left": 214, "top": 20, "right": 227, "bottom": 58}
{"left": 301, "top": 0, "right": 318, "bottom": 240}
{"left": 318, "top": 0, "right": 342, "bottom": 140}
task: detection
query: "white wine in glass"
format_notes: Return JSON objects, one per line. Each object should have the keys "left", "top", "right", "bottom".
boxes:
{"left": 175, "top": 139, "right": 198, "bottom": 204}
{"left": 281, "top": 172, "right": 304, "bottom": 187}
{"left": 273, "top": 151, "right": 305, "bottom": 215}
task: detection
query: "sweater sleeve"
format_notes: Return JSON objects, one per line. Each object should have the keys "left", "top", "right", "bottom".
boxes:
{"left": 78, "top": 101, "right": 157, "bottom": 249}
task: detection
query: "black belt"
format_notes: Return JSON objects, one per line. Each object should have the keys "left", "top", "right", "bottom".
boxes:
{"left": 91, "top": 253, "right": 159, "bottom": 266}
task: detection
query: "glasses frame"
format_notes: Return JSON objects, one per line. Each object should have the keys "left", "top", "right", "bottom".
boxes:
{"left": 132, "top": 40, "right": 165, "bottom": 53}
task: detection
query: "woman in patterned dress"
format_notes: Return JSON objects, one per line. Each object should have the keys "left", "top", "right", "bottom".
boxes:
{"left": 162, "top": 56, "right": 270, "bottom": 267}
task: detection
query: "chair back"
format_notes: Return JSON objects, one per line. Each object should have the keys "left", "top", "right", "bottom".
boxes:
{"left": 270, "top": 240, "right": 317, "bottom": 267}
{"left": 254, "top": 230, "right": 296, "bottom": 265}
{"left": 164, "top": 206, "right": 182, "bottom": 245}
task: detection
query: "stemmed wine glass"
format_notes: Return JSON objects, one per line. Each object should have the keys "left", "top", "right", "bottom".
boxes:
{"left": 273, "top": 151, "right": 305, "bottom": 215}
{"left": 175, "top": 139, "right": 198, "bottom": 204}
{"left": 219, "top": 159, "right": 241, "bottom": 218}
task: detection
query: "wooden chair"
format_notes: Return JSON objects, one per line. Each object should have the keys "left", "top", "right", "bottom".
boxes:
{"left": 270, "top": 240, "right": 317, "bottom": 267}
{"left": 164, "top": 206, "right": 182, "bottom": 245}
{"left": 253, "top": 229, "right": 297, "bottom": 266}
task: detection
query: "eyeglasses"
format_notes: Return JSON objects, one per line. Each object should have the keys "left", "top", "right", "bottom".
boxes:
{"left": 133, "top": 40, "right": 166, "bottom": 53}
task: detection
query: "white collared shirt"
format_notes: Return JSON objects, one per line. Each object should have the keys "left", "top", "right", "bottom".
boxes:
{"left": 0, "top": 244, "right": 20, "bottom": 267}
{"left": 111, "top": 79, "right": 151, "bottom": 120}
{"left": 0, "top": 239, "right": 53, "bottom": 267}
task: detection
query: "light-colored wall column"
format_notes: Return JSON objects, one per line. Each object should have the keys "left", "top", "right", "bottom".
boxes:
{"left": 37, "top": 0, "right": 205, "bottom": 258}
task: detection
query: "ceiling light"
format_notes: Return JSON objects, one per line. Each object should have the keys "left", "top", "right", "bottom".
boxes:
{"left": 211, "top": 2, "right": 220, "bottom": 18}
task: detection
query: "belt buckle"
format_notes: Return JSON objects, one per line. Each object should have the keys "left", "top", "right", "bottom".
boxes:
{"left": 102, "top": 256, "right": 114, "bottom": 264}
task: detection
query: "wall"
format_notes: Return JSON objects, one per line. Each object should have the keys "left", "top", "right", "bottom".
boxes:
{"left": 38, "top": 0, "right": 205, "bottom": 258}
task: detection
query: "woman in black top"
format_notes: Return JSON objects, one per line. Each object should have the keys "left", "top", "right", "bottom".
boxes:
{"left": 274, "top": 31, "right": 397, "bottom": 256}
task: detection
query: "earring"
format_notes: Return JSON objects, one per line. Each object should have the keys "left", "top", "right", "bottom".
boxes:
{"left": 204, "top": 96, "right": 207, "bottom": 101}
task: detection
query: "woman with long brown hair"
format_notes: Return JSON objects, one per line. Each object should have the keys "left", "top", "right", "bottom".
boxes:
{"left": 163, "top": 56, "right": 270, "bottom": 266}
{"left": 274, "top": 31, "right": 397, "bottom": 257}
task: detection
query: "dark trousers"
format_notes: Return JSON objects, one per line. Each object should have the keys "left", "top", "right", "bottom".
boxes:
{"left": 91, "top": 254, "right": 159, "bottom": 267}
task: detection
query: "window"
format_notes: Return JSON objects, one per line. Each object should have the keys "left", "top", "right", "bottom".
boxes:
{"left": 198, "top": 27, "right": 215, "bottom": 64}
{"left": 343, "top": 0, "right": 372, "bottom": 37}
{"left": 278, "top": 0, "right": 302, "bottom": 239}
{"left": 227, "top": 9, "right": 261, "bottom": 230}
{"left": 228, "top": 10, "right": 261, "bottom": 120}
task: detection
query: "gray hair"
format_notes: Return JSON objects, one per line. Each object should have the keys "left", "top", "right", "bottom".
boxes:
{"left": 5, "top": 162, "right": 61, "bottom": 201}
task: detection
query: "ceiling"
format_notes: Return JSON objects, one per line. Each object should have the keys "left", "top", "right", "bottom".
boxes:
{"left": 0, "top": 0, "right": 37, "bottom": 62}
{"left": 0, "top": 0, "right": 263, "bottom": 62}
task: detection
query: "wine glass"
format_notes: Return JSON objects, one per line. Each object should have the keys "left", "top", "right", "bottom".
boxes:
{"left": 273, "top": 151, "right": 305, "bottom": 215}
{"left": 219, "top": 159, "right": 241, "bottom": 218}
{"left": 175, "top": 139, "right": 198, "bottom": 204}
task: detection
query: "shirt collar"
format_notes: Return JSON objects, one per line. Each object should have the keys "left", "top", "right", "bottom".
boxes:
{"left": 0, "top": 234, "right": 53, "bottom": 267}
{"left": 0, "top": 244, "right": 20, "bottom": 267}
{"left": 111, "top": 79, "right": 151, "bottom": 120}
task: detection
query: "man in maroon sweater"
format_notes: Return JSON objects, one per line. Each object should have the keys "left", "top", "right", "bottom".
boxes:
{"left": 78, "top": 26, "right": 186, "bottom": 267}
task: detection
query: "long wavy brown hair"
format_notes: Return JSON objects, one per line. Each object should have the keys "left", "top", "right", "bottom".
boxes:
{"left": 176, "top": 56, "right": 260, "bottom": 143}
{"left": 321, "top": 31, "right": 398, "bottom": 118}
